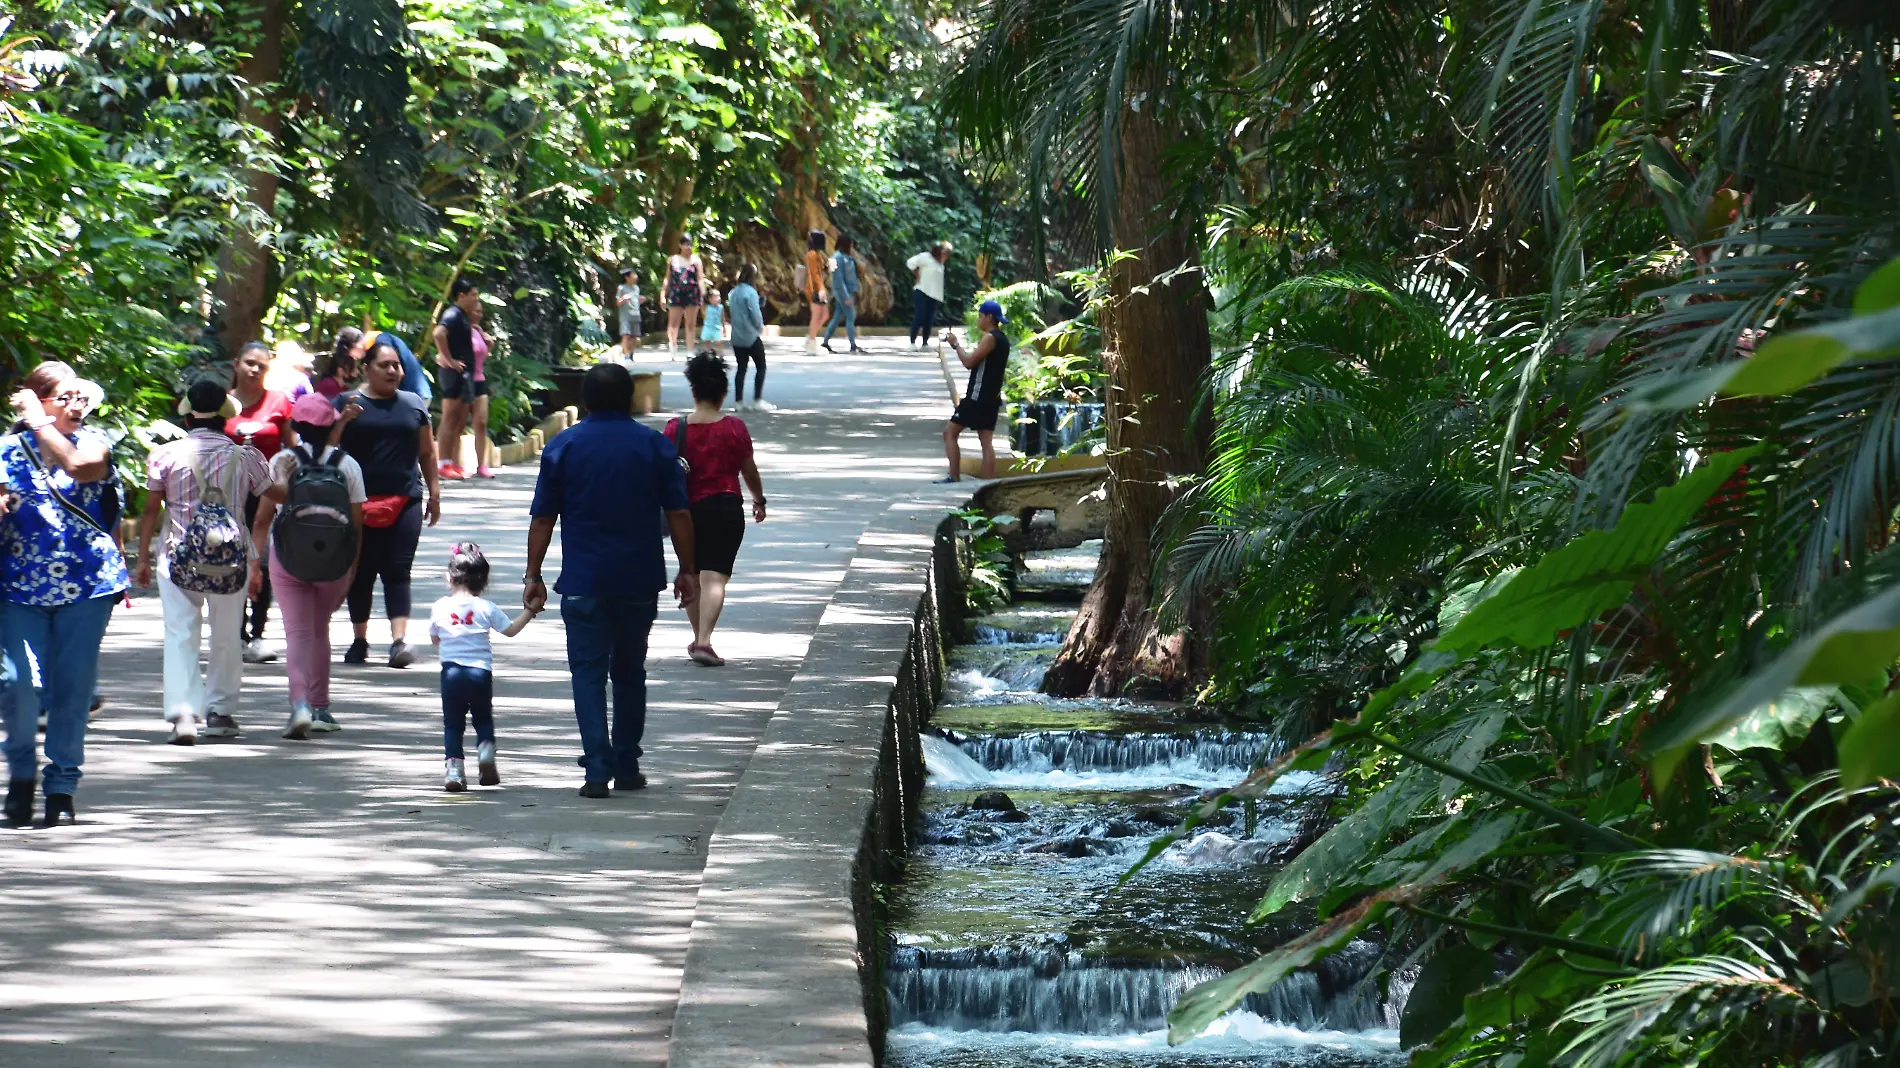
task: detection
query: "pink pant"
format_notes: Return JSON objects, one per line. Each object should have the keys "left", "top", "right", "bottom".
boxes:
{"left": 271, "top": 556, "right": 352, "bottom": 708}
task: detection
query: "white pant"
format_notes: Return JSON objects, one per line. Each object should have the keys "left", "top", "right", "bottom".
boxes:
{"left": 159, "top": 568, "right": 246, "bottom": 723}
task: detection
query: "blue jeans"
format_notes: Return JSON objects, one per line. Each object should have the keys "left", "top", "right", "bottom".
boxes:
{"left": 3, "top": 595, "right": 115, "bottom": 794}
{"left": 823, "top": 297, "right": 857, "bottom": 348}
{"left": 910, "top": 290, "right": 941, "bottom": 344}
{"left": 440, "top": 664, "right": 495, "bottom": 759}
{"left": 562, "top": 594, "right": 657, "bottom": 783}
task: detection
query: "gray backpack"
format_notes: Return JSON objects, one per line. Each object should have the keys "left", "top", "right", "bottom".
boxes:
{"left": 272, "top": 446, "right": 356, "bottom": 582}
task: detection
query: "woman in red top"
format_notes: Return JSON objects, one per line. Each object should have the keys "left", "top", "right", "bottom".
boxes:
{"left": 227, "top": 341, "right": 295, "bottom": 665}
{"left": 666, "top": 350, "right": 767, "bottom": 666}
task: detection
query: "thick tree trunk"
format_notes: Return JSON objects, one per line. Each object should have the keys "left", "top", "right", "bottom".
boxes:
{"left": 209, "top": 0, "right": 285, "bottom": 354}
{"left": 1041, "top": 91, "right": 1212, "bottom": 699}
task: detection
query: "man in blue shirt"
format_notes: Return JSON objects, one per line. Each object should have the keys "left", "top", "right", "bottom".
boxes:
{"left": 524, "top": 364, "right": 697, "bottom": 797}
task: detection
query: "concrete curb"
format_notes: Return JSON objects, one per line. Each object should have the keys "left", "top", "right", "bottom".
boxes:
{"left": 666, "top": 488, "right": 967, "bottom": 1068}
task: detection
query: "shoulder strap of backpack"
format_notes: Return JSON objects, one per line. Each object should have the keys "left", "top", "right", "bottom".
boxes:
{"left": 18, "top": 433, "right": 112, "bottom": 538}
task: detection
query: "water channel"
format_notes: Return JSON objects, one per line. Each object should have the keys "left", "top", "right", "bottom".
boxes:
{"left": 882, "top": 542, "right": 1409, "bottom": 1068}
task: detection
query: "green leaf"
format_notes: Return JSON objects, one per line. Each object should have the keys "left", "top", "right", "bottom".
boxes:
{"left": 1707, "top": 686, "right": 1833, "bottom": 753}
{"left": 1252, "top": 768, "right": 1435, "bottom": 920}
{"left": 1401, "top": 944, "right": 1493, "bottom": 1048}
{"left": 1722, "top": 307, "right": 1900, "bottom": 396}
{"left": 1436, "top": 449, "right": 1756, "bottom": 654}
{"left": 1645, "top": 582, "right": 1900, "bottom": 782}
{"left": 1839, "top": 691, "right": 1900, "bottom": 789}
{"left": 1852, "top": 257, "right": 1900, "bottom": 316}
{"left": 1464, "top": 950, "right": 1613, "bottom": 1031}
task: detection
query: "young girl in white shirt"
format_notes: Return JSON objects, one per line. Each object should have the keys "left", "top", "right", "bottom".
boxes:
{"left": 428, "top": 543, "right": 538, "bottom": 791}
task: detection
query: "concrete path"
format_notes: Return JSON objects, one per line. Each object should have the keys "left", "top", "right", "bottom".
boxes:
{"left": 0, "top": 340, "right": 951, "bottom": 1066}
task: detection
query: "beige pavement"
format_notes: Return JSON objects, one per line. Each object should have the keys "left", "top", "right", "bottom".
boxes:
{"left": 0, "top": 341, "right": 953, "bottom": 1066}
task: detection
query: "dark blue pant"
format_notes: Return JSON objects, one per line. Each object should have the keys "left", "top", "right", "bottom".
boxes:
{"left": 910, "top": 290, "right": 941, "bottom": 344}
{"left": 440, "top": 663, "right": 494, "bottom": 759}
{"left": 562, "top": 594, "right": 657, "bottom": 783}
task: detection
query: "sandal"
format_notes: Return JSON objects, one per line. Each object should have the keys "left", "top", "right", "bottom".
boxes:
{"left": 687, "top": 643, "right": 725, "bottom": 667}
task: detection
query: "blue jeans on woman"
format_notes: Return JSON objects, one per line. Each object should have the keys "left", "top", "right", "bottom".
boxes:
{"left": 2, "top": 595, "right": 115, "bottom": 794}
{"left": 823, "top": 297, "right": 857, "bottom": 349}
{"left": 562, "top": 593, "right": 658, "bottom": 784}
{"left": 910, "top": 291, "right": 941, "bottom": 345}
{"left": 440, "top": 663, "right": 495, "bottom": 759}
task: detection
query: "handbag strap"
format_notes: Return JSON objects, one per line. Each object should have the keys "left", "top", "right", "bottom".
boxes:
{"left": 19, "top": 433, "right": 113, "bottom": 539}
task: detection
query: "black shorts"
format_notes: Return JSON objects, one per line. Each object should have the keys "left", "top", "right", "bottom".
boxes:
{"left": 438, "top": 364, "right": 489, "bottom": 401}
{"left": 952, "top": 396, "right": 1002, "bottom": 433}
{"left": 691, "top": 493, "right": 745, "bottom": 575}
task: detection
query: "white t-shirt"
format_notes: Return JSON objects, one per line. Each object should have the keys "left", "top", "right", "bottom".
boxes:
{"left": 907, "top": 251, "right": 946, "bottom": 302}
{"left": 429, "top": 594, "right": 515, "bottom": 671}
{"left": 270, "top": 445, "right": 368, "bottom": 504}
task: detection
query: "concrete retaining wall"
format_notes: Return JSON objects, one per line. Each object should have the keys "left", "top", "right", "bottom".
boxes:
{"left": 667, "top": 490, "right": 965, "bottom": 1068}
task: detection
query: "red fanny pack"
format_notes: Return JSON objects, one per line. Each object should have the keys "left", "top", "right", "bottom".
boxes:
{"left": 362, "top": 495, "right": 409, "bottom": 528}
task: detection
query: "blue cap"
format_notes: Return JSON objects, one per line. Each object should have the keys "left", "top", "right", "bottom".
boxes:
{"left": 978, "top": 299, "right": 1008, "bottom": 324}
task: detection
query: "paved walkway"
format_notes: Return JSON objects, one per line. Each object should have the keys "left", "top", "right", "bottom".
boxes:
{"left": 0, "top": 340, "right": 950, "bottom": 1066}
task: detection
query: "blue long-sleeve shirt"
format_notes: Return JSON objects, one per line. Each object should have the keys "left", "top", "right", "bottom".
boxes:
{"left": 728, "top": 283, "right": 764, "bottom": 347}
{"left": 831, "top": 252, "right": 860, "bottom": 300}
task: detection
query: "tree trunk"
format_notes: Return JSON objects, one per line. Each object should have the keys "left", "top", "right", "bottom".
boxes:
{"left": 209, "top": 0, "right": 285, "bottom": 355}
{"left": 1041, "top": 90, "right": 1212, "bottom": 699}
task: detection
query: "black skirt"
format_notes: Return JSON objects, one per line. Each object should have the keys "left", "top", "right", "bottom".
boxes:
{"left": 691, "top": 493, "right": 746, "bottom": 575}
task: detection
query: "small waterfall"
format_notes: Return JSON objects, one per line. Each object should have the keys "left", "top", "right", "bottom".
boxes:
{"left": 947, "top": 730, "right": 1270, "bottom": 776}
{"left": 970, "top": 622, "right": 1065, "bottom": 646}
{"left": 887, "top": 943, "right": 1401, "bottom": 1035}
{"left": 923, "top": 734, "right": 994, "bottom": 785}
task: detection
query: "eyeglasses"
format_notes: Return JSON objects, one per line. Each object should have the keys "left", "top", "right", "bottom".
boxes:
{"left": 52, "top": 392, "right": 90, "bottom": 405}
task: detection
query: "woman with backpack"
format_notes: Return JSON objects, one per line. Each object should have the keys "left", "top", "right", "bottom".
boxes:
{"left": 666, "top": 351, "right": 767, "bottom": 666}
{"left": 0, "top": 362, "right": 128, "bottom": 828}
{"left": 134, "top": 377, "right": 272, "bottom": 746}
{"left": 248, "top": 394, "right": 367, "bottom": 738}
{"left": 336, "top": 340, "right": 442, "bottom": 670}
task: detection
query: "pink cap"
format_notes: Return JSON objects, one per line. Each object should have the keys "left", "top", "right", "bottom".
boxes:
{"left": 290, "top": 393, "right": 338, "bottom": 427}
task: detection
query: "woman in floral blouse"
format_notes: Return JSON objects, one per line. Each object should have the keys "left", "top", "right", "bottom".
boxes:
{"left": 0, "top": 361, "right": 128, "bottom": 828}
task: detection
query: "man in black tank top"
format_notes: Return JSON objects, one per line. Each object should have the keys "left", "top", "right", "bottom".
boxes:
{"left": 938, "top": 299, "right": 1011, "bottom": 482}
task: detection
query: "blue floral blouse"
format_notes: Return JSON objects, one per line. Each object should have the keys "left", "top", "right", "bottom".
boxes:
{"left": 0, "top": 429, "right": 130, "bottom": 606}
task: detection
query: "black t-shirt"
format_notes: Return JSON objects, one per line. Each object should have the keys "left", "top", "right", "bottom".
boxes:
{"left": 439, "top": 305, "right": 475, "bottom": 367}
{"left": 964, "top": 329, "right": 1011, "bottom": 409}
{"left": 336, "top": 389, "right": 429, "bottom": 498}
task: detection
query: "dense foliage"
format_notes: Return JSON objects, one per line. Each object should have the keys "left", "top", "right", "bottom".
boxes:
{"left": 970, "top": 0, "right": 1900, "bottom": 1062}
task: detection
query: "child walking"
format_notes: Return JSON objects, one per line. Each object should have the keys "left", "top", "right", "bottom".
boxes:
{"left": 428, "top": 543, "right": 537, "bottom": 791}
{"left": 698, "top": 286, "right": 728, "bottom": 357}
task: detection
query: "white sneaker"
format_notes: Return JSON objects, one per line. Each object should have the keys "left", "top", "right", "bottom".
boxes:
{"left": 242, "top": 639, "right": 279, "bottom": 664}
{"left": 444, "top": 757, "right": 467, "bottom": 792}
{"left": 477, "top": 741, "right": 499, "bottom": 786}
{"left": 283, "top": 702, "right": 314, "bottom": 740}
{"left": 752, "top": 399, "right": 776, "bottom": 412}
{"left": 805, "top": 339, "right": 818, "bottom": 354}
{"left": 169, "top": 715, "right": 198, "bottom": 746}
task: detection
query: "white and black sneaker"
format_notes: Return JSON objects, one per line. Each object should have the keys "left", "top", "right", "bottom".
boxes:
{"left": 169, "top": 715, "right": 198, "bottom": 746}
{"left": 202, "top": 712, "right": 241, "bottom": 738}
{"left": 477, "top": 741, "right": 499, "bottom": 786}
{"left": 444, "top": 758, "right": 467, "bottom": 792}
{"left": 241, "top": 640, "right": 279, "bottom": 664}
{"left": 309, "top": 707, "right": 341, "bottom": 733}
{"left": 388, "top": 640, "right": 416, "bottom": 669}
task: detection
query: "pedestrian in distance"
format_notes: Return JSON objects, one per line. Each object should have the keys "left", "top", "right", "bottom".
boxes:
{"left": 800, "top": 230, "right": 827, "bottom": 354}
{"left": 429, "top": 542, "right": 538, "bottom": 792}
{"left": 266, "top": 341, "right": 317, "bottom": 399}
{"left": 336, "top": 340, "right": 442, "bottom": 670}
{"left": 907, "top": 241, "right": 952, "bottom": 348}
{"left": 248, "top": 394, "right": 366, "bottom": 738}
{"left": 466, "top": 300, "right": 495, "bottom": 478}
{"left": 616, "top": 267, "right": 642, "bottom": 357}
{"left": 727, "top": 264, "right": 769, "bottom": 410}
{"left": 433, "top": 278, "right": 482, "bottom": 481}
{"left": 698, "top": 285, "right": 728, "bottom": 358}
{"left": 821, "top": 234, "right": 861, "bottom": 354}
{"left": 665, "top": 235, "right": 705, "bottom": 356}
{"left": 524, "top": 363, "right": 697, "bottom": 798}
{"left": 937, "top": 299, "right": 1012, "bottom": 483}
{"left": 227, "top": 341, "right": 294, "bottom": 666}
{"left": 316, "top": 328, "right": 362, "bottom": 399}
{"left": 667, "top": 351, "right": 767, "bottom": 667}
{"left": 1, "top": 363, "right": 128, "bottom": 828}
{"left": 135, "top": 377, "right": 271, "bottom": 744}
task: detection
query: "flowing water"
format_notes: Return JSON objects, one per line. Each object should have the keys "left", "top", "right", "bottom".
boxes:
{"left": 885, "top": 546, "right": 1405, "bottom": 1067}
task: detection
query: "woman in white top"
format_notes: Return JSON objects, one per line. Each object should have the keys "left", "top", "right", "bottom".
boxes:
{"left": 907, "top": 241, "right": 952, "bottom": 348}
{"left": 248, "top": 394, "right": 367, "bottom": 739}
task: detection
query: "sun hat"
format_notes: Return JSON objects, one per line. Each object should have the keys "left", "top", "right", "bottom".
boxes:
{"left": 275, "top": 340, "right": 316, "bottom": 370}
{"left": 978, "top": 299, "right": 1009, "bottom": 324}
{"left": 177, "top": 377, "right": 239, "bottom": 420}
{"left": 290, "top": 393, "right": 339, "bottom": 427}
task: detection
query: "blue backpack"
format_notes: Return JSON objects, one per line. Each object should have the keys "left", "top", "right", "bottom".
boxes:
{"left": 168, "top": 453, "right": 250, "bottom": 595}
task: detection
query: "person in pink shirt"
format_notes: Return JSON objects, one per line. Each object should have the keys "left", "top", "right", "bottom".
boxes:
{"left": 134, "top": 378, "right": 272, "bottom": 744}
{"left": 467, "top": 301, "right": 494, "bottom": 478}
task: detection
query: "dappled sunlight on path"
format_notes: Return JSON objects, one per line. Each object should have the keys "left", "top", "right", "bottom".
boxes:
{"left": 0, "top": 339, "right": 948, "bottom": 1066}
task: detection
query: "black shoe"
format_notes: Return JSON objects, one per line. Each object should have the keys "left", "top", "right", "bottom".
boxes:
{"left": 343, "top": 638, "right": 370, "bottom": 664}
{"left": 4, "top": 780, "right": 33, "bottom": 828}
{"left": 821, "top": 341, "right": 835, "bottom": 353}
{"left": 579, "top": 781, "right": 611, "bottom": 799}
{"left": 614, "top": 772, "right": 648, "bottom": 792}
{"left": 388, "top": 640, "right": 416, "bottom": 669}
{"left": 849, "top": 346, "right": 863, "bottom": 353}
{"left": 41, "top": 793, "right": 74, "bottom": 828}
